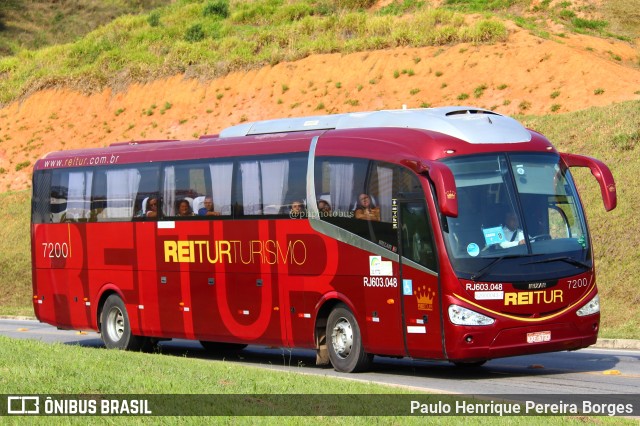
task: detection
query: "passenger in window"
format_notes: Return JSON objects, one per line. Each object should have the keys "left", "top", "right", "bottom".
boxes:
{"left": 290, "top": 201, "right": 305, "bottom": 218}
{"left": 317, "top": 199, "right": 332, "bottom": 217}
{"left": 354, "top": 193, "right": 380, "bottom": 221}
{"left": 89, "top": 207, "right": 105, "bottom": 222}
{"left": 144, "top": 197, "right": 159, "bottom": 218}
{"left": 176, "top": 199, "right": 194, "bottom": 217}
{"left": 198, "top": 197, "right": 220, "bottom": 216}
{"left": 500, "top": 211, "right": 525, "bottom": 248}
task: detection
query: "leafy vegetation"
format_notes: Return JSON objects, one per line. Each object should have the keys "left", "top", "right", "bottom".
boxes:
{"left": 0, "top": 190, "right": 31, "bottom": 316}
{"left": 442, "top": 0, "right": 521, "bottom": 12}
{"left": 0, "top": 1, "right": 509, "bottom": 105}
{"left": 0, "top": 0, "right": 171, "bottom": 56}
{"left": 0, "top": 0, "right": 636, "bottom": 107}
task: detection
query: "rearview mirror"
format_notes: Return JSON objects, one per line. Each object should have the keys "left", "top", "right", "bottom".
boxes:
{"left": 402, "top": 160, "right": 458, "bottom": 217}
{"left": 560, "top": 153, "right": 616, "bottom": 211}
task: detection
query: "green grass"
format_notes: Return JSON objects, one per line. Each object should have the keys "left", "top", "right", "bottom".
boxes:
{"left": 441, "top": 0, "right": 520, "bottom": 12}
{"left": 0, "top": 190, "right": 32, "bottom": 316}
{"left": 0, "top": 2, "right": 508, "bottom": 105}
{"left": 1, "top": 0, "right": 636, "bottom": 107}
{"left": 443, "top": 0, "right": 639, "bottom": 42}
{"left": 0, "top": 336, "right": 633, "bottom": 424}
{"left": 0, "top": 0, "right": 172, "bottom": 56}
{"left": 603, "top": 0, "right": 640, "bottom": 40}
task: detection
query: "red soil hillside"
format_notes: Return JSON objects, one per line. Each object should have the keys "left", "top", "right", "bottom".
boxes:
{"left": 0, "top": 23, "right": 638, "bottom": 191}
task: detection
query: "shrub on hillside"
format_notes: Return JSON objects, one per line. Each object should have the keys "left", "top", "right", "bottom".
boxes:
{"left": 612, "top": 131, "right": 639, "bottom": 151}
{"left": 185, "top": 24, "right": 205, "bottom": 42}
{"left": 275, "top": 3, "right": 314, "bottom": 21}
{"left": 203, "top": 0, "right": 230, "bottom": 19}
{"left": 15, "top": 161, "right": 30, "bottom": 172}
{"left": 323, "top": 0, "right": 377, "bottom": 11}
{"left": 572, "top": 18, "right": 608, "bottom": 31}
{"left": 147, "top": 11, "right": 160, "bottom": 27}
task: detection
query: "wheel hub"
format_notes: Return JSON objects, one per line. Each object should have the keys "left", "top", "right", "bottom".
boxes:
{"left": 331, "top": 317, "right": 353, "bottom": 359}
{"left": 106, "top": 306, "right": 124, "bottom": 342}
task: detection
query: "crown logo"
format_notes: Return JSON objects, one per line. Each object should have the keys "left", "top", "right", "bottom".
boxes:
{"left": 414, "top": 285, "right": 435, "bottom": 311}
{"left": 446, "top": 190, "right": 456, "bottom": 200}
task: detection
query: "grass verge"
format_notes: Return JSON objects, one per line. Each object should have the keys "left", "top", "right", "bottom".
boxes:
{"left": 0, "top": 190, "right": 32, "bottom": 316}
{"left": 0, "top": 336, "right": 634, "bottom": 424}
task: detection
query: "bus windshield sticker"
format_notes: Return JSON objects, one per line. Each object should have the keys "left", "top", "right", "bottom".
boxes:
{"left": 466, "top": 243, "right": 480, "bottom": 257}
{"left": 482, "top": 226, "right": 504, "bottom": 245}
{"left": 370, "top": 256, "right": 393, "bottom": 276}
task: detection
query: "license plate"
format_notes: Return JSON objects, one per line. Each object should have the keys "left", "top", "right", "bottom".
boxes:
{"left": 527, "top": 331, "right": 551, "bottom": 343}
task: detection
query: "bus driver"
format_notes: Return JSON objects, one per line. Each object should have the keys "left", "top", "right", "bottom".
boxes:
{"left": 500, "top": 211, "right": 525, "bottom": 248}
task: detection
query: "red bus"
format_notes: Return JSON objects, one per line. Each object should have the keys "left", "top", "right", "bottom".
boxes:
{"left": 31, "top": 107, "right": 616, "bottom": 372}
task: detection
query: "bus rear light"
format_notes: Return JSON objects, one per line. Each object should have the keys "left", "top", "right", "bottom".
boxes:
{"left": 576, "top": 294, "right": 600, "bottom": 317}
{"left": 448, "top": 305, "right": 495, "bottom": 326}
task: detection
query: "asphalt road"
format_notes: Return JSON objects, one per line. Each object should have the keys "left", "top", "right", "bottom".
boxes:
{"left": 1, "top": 318, "right": 638, "bottom": 407}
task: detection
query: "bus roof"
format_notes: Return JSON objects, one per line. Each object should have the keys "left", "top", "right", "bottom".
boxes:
{"left": 219, "top": 107, "right": 532, "bottom": 145}
{"left": 34, "top": 107, "right": 555, "bottom": 171}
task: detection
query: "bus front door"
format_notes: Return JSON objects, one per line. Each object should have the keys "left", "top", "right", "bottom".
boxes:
{"left": 398, "top": 200, "right": 445, "bottom": 360}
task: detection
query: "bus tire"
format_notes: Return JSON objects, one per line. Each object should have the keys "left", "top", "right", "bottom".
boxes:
{"left": 199, "top": 341, "right": 247, "bottom": 352}
{"left": 326, "top": 304, "right": 372, "bottom": 373}
{"left": 100, "top": 294, "right": 145, "bottom": 351}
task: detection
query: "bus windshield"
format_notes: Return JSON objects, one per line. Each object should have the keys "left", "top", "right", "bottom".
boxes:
{"left": 441, "top": 153, "right": 591, "bottom": 281}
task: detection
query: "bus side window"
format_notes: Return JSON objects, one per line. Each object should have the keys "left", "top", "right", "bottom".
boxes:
{"left": 234, "top": 155, "right": 306, "bottom": 218}
{"left": 401, "top": 202, "right": 437, "bottom": 271}
{"left": 32, "top": 171, "right": 53, "bottom": 224}
{"left": 397, "top": 169, "right": 437, "bottom": 271}
{"left": 47, "top": 169, "right": 93, "bottom": 223}
{"left": 313, "top": 156, "right": 400, "bottom": 251}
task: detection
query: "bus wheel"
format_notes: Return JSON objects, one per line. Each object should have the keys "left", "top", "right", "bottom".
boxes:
{"left": 100, "top": 294, "right": 145, "bottom": 351}
{"left": 199, "top": 341, "right": 247, "bottom": 352}
{"left": 326, "top": 304, "right": 372, "bottom": 373}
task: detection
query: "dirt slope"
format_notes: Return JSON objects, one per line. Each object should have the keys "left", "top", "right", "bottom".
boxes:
{"left": 0, "top": 24, "right": 638, "bottom": 191}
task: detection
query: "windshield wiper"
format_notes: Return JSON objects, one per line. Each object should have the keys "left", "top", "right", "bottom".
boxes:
{"left": 470, "top": 255, "right": 522, "bottom": 282}
{"left": 523, "top": 256, "right": 590, "bottom": 269}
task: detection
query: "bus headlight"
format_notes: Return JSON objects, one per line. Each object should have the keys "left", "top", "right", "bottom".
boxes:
{"left": 576, "top": 294, "right": 600, "bottom": 317}
{"left": 448, "top": 305, "right": 495, "bottom": 326}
